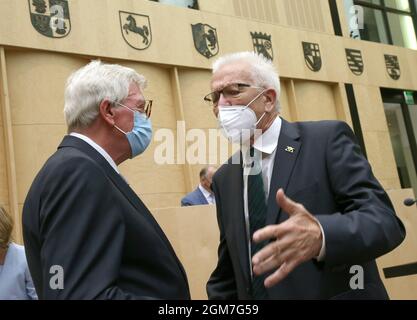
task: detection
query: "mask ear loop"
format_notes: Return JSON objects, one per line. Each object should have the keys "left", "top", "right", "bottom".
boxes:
{"left": 114, "top": 124, "right": 127, "bottom": 135}
{"left": 244, "top": 88, "right": 268, "bottom": 110}
{"left": 245, "top": 89, "right": 268, "bottom": 128}
{"left": 112, "top": 101, "right": 135, "bottom": 135}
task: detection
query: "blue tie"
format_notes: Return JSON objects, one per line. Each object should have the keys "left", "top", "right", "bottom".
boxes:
{"left": 247, "top": 147, "right": 268, "bottom": 299}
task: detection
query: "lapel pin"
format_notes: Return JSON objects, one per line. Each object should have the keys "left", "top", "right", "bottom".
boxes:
{"left": 285, "top": 146, "right": 295, "bottom": 153}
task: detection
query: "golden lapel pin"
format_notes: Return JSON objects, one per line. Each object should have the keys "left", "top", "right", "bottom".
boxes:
{"left": 285, "top": 146, "right": 295, "bottom": 153}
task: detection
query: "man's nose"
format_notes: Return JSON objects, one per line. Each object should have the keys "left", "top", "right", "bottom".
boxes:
{"left": 217, "top": 93, "right": 232, "bottom": 106}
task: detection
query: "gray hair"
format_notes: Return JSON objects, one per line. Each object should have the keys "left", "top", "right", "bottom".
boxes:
{"left": 0, "top": 205, "right": 13, "bottom": 248}
{"left": 212, "top": 51, "right": 281, "bottom": 112}
{"left": 64, "top": 60, "right": 147, "bottom": 131}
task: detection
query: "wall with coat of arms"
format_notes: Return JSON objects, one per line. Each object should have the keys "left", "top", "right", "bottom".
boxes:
{"left": 1, "top": 0, "right": 417, "bottom": 243}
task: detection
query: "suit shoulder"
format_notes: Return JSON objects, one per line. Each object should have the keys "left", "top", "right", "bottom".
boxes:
{"left": 42, "top": 147, "right": 103, "bottom": 178}
{"left": 182, "top": 190, "right": 194, "bottom": 200}
{"left": 28, "top": 148, "right": 107, "bottom": 197}
{"left": 294, "top": 120, "right": 353, "bottom": 138}
{"left": 295, "top": 119, "right": 351, "bottom": 130}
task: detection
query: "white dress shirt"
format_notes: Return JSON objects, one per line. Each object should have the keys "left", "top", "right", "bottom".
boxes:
{"left": 198, "top": 184, "right": 216, "bottom": 205}
{"left": 69, "top": 133, "right": 120, "bottom": 174}
{"left": 241, "top": 117, "right": 326, "bottom": 278}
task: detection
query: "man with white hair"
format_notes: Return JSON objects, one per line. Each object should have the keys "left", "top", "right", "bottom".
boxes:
{"left": 22, "top": 61, "right": 190, "bottom": 299}
{"left": 206, "top": 52, "right": 405, "bottom": 299}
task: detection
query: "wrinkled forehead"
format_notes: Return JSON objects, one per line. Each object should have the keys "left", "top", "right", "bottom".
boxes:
{"left": 211, "top": 62, "right": 254, "bottom": 91}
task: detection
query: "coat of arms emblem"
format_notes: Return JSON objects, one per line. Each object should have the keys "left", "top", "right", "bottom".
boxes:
{"left": 384, "top": 54, "right": 401, "bottom": 80}
{"left": 346, "top": 49, "right": 364, "bottom": 76}
{"left": 251, "top": 32, "right": 273, "bottom": 61}
{"left": 119, "top": 11, "right": 152, "bottom": 50}
{"left": 302, "top": 41, "right": 322, "bottom": 72}
{"left": 191, "top": 23, "right": 219, "bottom": 59}
{"left": 28, "top": 0, "right": 71, "bottom": 38}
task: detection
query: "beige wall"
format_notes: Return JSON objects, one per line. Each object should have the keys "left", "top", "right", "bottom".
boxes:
{"left": 0, "top": 0, "right": 414, "bottom": 242}
{"left": 153, "top": 205, "right": 219, "bottom": 300}
{"left": 293, "top": 80, "right": 340, "bottom": 121}
{"left": 0, "top": 0, "right": 415, "bottom": 88}
{"left": 200, "top": 0, "right": 334, "bottom": 35}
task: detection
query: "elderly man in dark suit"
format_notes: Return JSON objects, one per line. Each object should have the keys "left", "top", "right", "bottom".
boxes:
{"left": 181, "top": 166, "right": 217, "bottom": 206}
{"left": 205, "top": 52, "right": 405, "bottom": 300}
{"left": 22, "top": 61, "right": 190, "bottom": 299}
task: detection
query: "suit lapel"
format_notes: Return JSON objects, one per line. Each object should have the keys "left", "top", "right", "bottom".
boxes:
{"left": 266, "top": 119, "right": 301, "bottom": 226}
{"left": 58, "top": 136, "right": 189, "bottom": 284}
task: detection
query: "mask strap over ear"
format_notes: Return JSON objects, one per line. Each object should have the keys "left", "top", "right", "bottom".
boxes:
{"left": 245, "top": 89, "right": 267, "bottom": 109}
{"left": 114, "top": 124, "right": 127, "bottom": 135}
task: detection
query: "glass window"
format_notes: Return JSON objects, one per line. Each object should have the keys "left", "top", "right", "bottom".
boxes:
{"left": 361, "top": 0, "right": 382, "bottom": 4}
{"left": 384, "top": 0, "right": 411, "bottom": 11}
{"left": 384, "top": 102, "right": 417, "bottom": 195}
{"left": 360, "top": 7, "right": 390, "bottom": 43}
{"left": 387, "top": 12, "right": 417, "bottom": 48}
{"left": 149, "top": 0, "right": 198, "bottom": 9}
{"left": 347, "top": 0, "right": 417, "bottom": 49}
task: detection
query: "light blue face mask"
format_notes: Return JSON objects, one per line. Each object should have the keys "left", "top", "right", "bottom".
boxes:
{"left": 114, "top": 103, "right": 152, "bottom": 158}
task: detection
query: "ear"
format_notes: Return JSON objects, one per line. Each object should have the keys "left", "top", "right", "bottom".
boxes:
{"left": 263, "top": 89, "right": 277, "bottom": 113}
{"left": 213, "top": 105, "right": 219, "bottom": 118}
{"left": 99, "top": 99, "right": 116, "bottom": 126}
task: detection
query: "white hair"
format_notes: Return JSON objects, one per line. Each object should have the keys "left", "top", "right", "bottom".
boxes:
{"left": 64, "top": 60, "right": 146, "bottom": 131}
{"left": 212, "top": 51, "right": 281, "bottom": 112}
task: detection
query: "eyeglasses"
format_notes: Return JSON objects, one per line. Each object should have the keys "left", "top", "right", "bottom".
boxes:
{"left": 203, "top": 83, "right": 263, "bottom": 107}
{"left": 114, "top": 100, "right": 153, "bottom": 118}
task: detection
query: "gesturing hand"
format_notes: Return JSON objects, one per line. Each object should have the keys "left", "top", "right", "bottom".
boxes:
{"left": 252, "top": 188, "right": 323, "bottom": 288}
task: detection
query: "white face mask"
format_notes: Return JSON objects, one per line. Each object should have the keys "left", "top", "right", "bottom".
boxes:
{"left": 218, "top": 90, "right": 266, "bottom": 144}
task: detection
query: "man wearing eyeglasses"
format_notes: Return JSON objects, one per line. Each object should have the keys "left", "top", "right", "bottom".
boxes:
{"left": 206, "top": 52, "right": 405, "bottom": 300}
{"left": 22, "top": 61, "right": 190, "bottom": 300}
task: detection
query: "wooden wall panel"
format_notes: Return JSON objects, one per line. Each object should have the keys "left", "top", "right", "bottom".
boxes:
{"left": 178, "top": 69, "right": 217, "bottom": 130}
{"left": 293, "top": 80, "right": 339, "bottom": 121}
{"left": 353, "top": 84, "right": 401, "bottom": 190}
{"left": 0, "top": 72, "right": 8, "bottom": 207}
{"left": 5, "top": 51, "right": 85, "bottom": 207}
{"left": 153, "top": 205, "right": 219, "bottom": 300}
{"left": 0, "top": 125, "right": 8, "bottom": 208}
{"left": 278, "top": 79, "right": 293, "bottom": 121}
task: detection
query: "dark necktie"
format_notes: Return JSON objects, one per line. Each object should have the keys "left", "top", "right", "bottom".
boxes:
{"left": 247, "top": 147, "right": 268, "bottom": 299}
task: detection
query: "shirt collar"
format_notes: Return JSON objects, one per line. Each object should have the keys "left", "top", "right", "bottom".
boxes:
{"left": 241, "top": 116, "right": 282, "bottom": 163}
{"left": 198, "top": 184, "right": 212, "bottom": 198}
{"left": 253, "top": 116, "right": 282, "bottom": 155}
{"left": 69, "top": 132, "right": 120, "bottom": 174}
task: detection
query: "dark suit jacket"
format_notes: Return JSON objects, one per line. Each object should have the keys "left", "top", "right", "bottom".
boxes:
{"left": 22, "top": 136, "right": 190, "bottom": 300}
{"left": 181, "top": 188, "right": 209, "bottom": 206}
{"left": 207, "top": 119, "right": 406, "bottom": 300}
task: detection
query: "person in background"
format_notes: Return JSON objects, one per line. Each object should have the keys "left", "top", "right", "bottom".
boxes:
{"left": 181, "top": 166, "right": 217, "bottom": 206}
{"left": 0, "top": 205, "right": 37, "bottom": 300}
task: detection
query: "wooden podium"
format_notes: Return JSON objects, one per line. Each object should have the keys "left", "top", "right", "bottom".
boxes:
{"left": 153, "top": 205, "right": 219, "bottom": 300}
